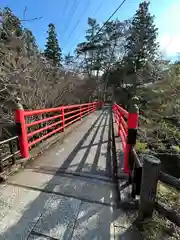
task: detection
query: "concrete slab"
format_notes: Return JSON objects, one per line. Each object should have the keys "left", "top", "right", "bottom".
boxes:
{"left": 114, "top": 225, "right": 143, "bottom": 240}
{"left": 0, "top": 209, "right": 40, "bottom": 240}
{"left": 28, "top": 235, "right": 49, "bottom": 240}
{"left": 71, "top": 201, "right": 114, "bottom": 240}
{"left": 0, "top": 184, "right": 42, "bottom": 212}
{"left": 7, "top": 170, "right": 115, "bottom": 205}
{"left": 113, "top": 207, "right": 140, "bottom": 239}
{"left": 0, "top": 187, "right": 81, "bottom": 240}
{"left": 71, "top": 200, "right": 137, "bottom": 240}
{"left": 113, "top": 208, "right": 137, "bottom": 229}
{"left": 33, "top": 195, "right": 81, "bottom": 240}
{"left": 0, "top": 185, "right": 48, "bottom": 240}
{"left": 28, "top": 234, "right": 52, "bottom": 240}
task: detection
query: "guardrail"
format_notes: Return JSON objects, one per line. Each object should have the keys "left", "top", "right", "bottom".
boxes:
{"left": 113, "top": 102, "right": 180, "bottom": 226}
{"left": 0, "top": 136, "right": 20, "bottom": 173}
{"left": 112, "top": 102, "right": 139, "bottom": 173}
{"left": 15, "top": 101, "right": 103, "bottom": 159}
{"left": 113, "top": 101, "right": 142, "bottom": 199}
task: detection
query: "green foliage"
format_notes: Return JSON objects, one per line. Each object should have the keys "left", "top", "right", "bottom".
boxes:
{"left": 174, "top": 146, "right": 180, "bottom": 152}
{"left": 135, "top": 141, "right": 148, "bottom": 153}
{"left": 44, "top": 23, "right": 62, "bottom": 67}
{"left": 159, "top": 121, "right": 180, "bottom": 140}
{"left": 125, "top": 1, "right": 159, "bottom": 73}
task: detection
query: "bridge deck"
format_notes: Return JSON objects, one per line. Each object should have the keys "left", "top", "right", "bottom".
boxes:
{"left": 0, "top": 107, "right": 141, "bottom": 240}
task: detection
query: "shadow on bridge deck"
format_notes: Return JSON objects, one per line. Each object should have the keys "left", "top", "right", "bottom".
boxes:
{"left": 0, "top": 106, "right": 143, "bottom": 239}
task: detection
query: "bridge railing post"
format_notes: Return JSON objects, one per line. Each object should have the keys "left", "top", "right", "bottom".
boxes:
{"left": 88, "top": 103, "right": 90, "bottom": 114}
{"left": 138, "top": 155, "right": 161, "bottom": 221}
{"left": 98, "top": 100, "right": 103, "bottom": 109}
{"left": 118, "top": 111, "right": 122, "bottom": 137}
{"left": 15, "top": 102, "right": 30, "bottom": 159}
{"left": 113, "top": 103, "right": 117, "bottom": 124}
{"left": 99, "top": 101, "right": 102, "bottom": 109}
{"left": 61, "top": 107, "right": 65, "bottom": 131}
{"left": 124, "top": 98, "right": 139, "bottom": 173}
{"left": 80, "top": 105, "right": 82, "bottom": 120}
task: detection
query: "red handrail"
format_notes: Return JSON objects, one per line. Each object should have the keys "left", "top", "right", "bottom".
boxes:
{"left": 26, "top": 114, "right": 62, "bottom": 127}
{"left": 16, "top": 101, "right": 103, "bottom": 159}
{"left": 113, "top": 103, "right": 139, "bottom": 173}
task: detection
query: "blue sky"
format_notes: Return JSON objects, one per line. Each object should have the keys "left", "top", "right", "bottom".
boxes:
{"left": 1, "top": 0, "right": 180, "bottom": 58}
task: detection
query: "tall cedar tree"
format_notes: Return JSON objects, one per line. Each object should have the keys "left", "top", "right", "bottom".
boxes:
{"left": 44, "top": 23, "right": 62, "bottom": 67}
{"left": 76, "top": 18, "right": 101, "bottom": 78}
{"left": 125, "top": 1, "right": 158, "bottom": 73}
{"left": 76, "top": 18, "right": 129, "bottom": 79}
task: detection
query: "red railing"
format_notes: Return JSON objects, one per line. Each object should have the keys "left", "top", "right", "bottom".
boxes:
{"left": 16, "top": 101, "right": 102, "bottom": 159}
{"left": 113, "top": 103, "right": 139, "bottom": 173}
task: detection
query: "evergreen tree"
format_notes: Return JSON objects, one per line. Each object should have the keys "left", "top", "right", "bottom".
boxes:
{"left": 76, "top": 18, "right": 101, "bottom": 78}
{"left": 44, "top": 23, "right": 62, "bottom": 66}
{"left": 76, "top": 18, "right": 129, "bottom": 79}
{"left": 125, "top": 1, "right": 159, "bottom": 73}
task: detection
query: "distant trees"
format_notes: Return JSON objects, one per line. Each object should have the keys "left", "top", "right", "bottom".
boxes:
{"left": 125, "top": 0, "right": 159, "bottom": 74}
{"left": 0, "top": 9, "right": 62, "bottom": 66}
{"left": 76, "top": 17, "right": 129, "bottom": 81}
{"left": 106, "top": 0, "right": 160, "bottom": 96}
{"left": 64, "top": 53, "right": 75, "bottom": 72}
{"left": 175, "top": 53, "right": 180, "bottom": 64}
{"left": 44, "top": 23, "right": 62, "bottom": 67}
{"left": 76, "top": 18, "right": 101, "bottom": 79}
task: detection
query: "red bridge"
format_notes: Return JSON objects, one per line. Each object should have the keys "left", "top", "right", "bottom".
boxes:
{"left": 15, "top": 101, "right": 138, "bottom": 175}
{"left": 0, "top": 101, "right": 178, "bottom": 239}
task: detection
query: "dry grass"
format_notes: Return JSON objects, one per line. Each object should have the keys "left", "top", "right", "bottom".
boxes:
{"left": 141, "top": 183, "right": 180, "bottom": 239}
{"left": 157, "top": 183, "right": 180, "bottom": 213}
{"left": 141, "top": 211, "right": 180, "bottom": 239}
